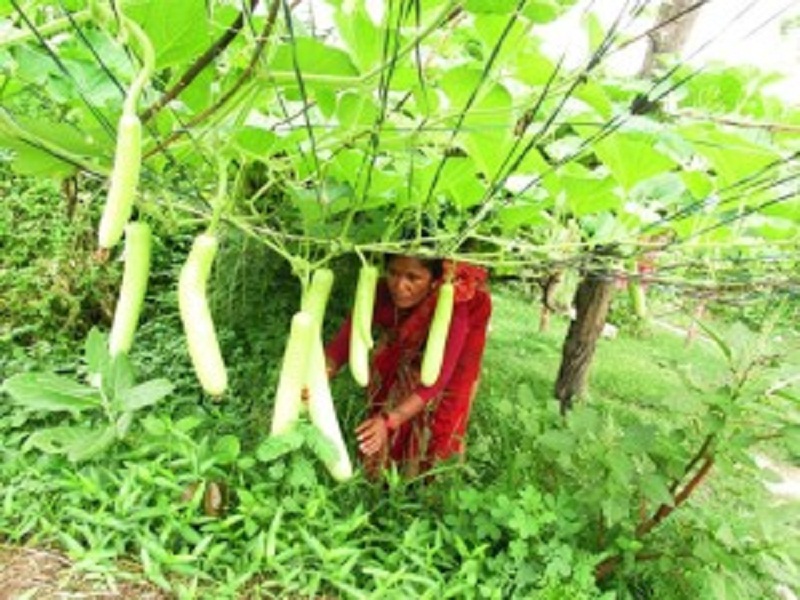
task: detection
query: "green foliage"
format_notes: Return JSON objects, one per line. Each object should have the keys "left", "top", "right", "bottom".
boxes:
{"left": 2, "top": 2, "right": 800, "bottom": 597}
{"left": 2, "top": 0, "right": 798, "bottom": 276}
{"left": 472, "top": 288, "right": 799, "bottom": 598}
{"left": 3, "top": 328, "right": 172, "bottom": 462}
{"left": 0, "top": 168, "right": 119, "bottom": 375}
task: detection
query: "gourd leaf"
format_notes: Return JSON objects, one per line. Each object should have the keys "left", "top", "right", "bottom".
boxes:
{"left": 333, "top": 2, "right": 382, "bottom": 72}
{"left": 465, "top": 0, "right": 517, "bottom": 14}
{"left": 681, "top": 124, "right": 780, "bottom": 188}
{"left": 2, "top": 373, "right": 101, "bottom": 413}
{"left": 270, "top": 38, "right": 359, "bottom": 80}
{"left": 561, "top": 163, "right": 620, "bottom": 216}
{"left": 117, "top": 378, "right": 174, "bottom": 412}
{"left": 592, "top": 131, "right": 677, "bottom": 191}
{"left": 336, "top": 92, "right": 379, "bottom": 131}
{"left": 124, "top": 0, "right": 210, "bottom": 69}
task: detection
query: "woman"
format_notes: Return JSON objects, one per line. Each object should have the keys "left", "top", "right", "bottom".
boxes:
{"left": 325, "top": 255, "right": 491, "bottom": 477}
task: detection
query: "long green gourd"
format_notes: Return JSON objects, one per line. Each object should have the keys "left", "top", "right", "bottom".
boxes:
{"left": 98, "top": 113, "right": 142, "bottom": 249}
{"left": 349, "top": 264, "right": 378, "bottom": 387}
{"left": 301, "top": 268, "right": 334, "bottom": 328}
{"left": 109, "top": 222, "right": 152, "bottom": 356}
{"left": 301, "top": 268, "right": 353, "bottom": 481}
{"left": 178, "top": 233, "right": 227, "bottom": 397}
{"left": 271, "top": 311, "right": 315, "bottom": 435}
{"left": 420, "top": 281, "right": 454, "bottom": 386}
{"left": 96, "top": 4, "right": 154, "bottom": 249}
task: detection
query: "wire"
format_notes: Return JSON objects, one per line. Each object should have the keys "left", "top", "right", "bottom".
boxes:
{"left": 10, "top": 0, "right": 115, "bottom": 138}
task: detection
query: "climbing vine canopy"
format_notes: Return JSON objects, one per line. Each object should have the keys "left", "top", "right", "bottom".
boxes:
{"left": 1, "top": 0, "right": 798, "bottom": 282}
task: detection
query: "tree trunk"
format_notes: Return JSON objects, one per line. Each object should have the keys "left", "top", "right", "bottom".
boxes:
{"left": 554, "top": 273, "right": 615, "bottom": 413}
{"left": 639, "top": 0, "right": 704, "bottom": 76}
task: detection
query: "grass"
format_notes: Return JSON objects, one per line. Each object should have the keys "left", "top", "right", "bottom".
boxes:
{"left": 478, "top": 285, "right": 730, "bottom": 415}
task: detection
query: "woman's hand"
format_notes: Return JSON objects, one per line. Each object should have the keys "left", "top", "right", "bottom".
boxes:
{"left": 355, "top": 416, "right": 388, "bottom": 456}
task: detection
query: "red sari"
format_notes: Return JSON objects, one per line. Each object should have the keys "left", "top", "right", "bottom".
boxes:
{"left": 326, "top": 262, "right": 491, "bottom": 476}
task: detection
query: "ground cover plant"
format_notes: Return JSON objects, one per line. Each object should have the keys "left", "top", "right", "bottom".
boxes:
{"left": 2, "top": 0, "right": 800, "bottom": 597}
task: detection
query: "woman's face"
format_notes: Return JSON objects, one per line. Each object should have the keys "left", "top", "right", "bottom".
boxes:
{"left": 386, "top": 256, "right": 435, "bottom": 309}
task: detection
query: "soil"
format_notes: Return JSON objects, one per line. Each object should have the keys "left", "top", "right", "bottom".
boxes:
{"left": 0, "top": 545, "right": 165, "bottom": 600}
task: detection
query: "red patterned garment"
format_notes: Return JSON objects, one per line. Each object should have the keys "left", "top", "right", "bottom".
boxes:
{"left": 325, "top": 261, "right": 491, "bottom": 476}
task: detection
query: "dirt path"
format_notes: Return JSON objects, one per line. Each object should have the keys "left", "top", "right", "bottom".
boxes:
{"left": 0, "top": 545, "right": 164, "bottom": 600}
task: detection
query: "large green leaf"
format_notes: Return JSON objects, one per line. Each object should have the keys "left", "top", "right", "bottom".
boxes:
{"left": 441, "top": 156, "right": 486, "bottom": 208}
{"left": 580, "top": 212, "right": 629, "bottom": 245}
{"left": 440, "top": 67, "right": 514, "bottom": 177}
{"left": 231, "top": 125, "right": 279, "bottom": 160}
{"left": 497, "top": 194, "right": 552, "bottom": 234}
{"left": 336, "top": 91, "right": 379, "bottom": 131}
{"left": 0, "top": 114, "right": 102, "bottom": 177}
{"left": 630, "top": 172, "right": 687, "bottom": 206}
{"left": 2, "top": 373, "right": 101, "bottom": 413}
{"left": 0, "top": 135, "right": 79, "bottom": 177}
{"left": 439, "top": 66, "right": 513, "bottom": 128}
{"left": 678, "top": 66, "right": 769, "bottom": 113}
{"left": 592, "top": 131, "right": 678, "bottom": 191}
{"left": 748, "top": 216, "right": 799, "bottom": 240}
{"left": 573, "top": 81, "right": 613, "bottom": 120}
{"left": 760, "top": 196, "right": 800, "bottom": 223}
{"left": 24, "top": 425, "right": 117, "bottom": 462}
{"left": 464, "top": 131, "right": 513, "bottom": 179}
{"left": 465, "top": 0, "right": 518, "bottom": 13}
{"left": 269, "top": 38, "right": 359, "bottom": 81}
{"left": 180, "top": 66, "right": 214, "bottom": 115}
{"left": 558, "top": 163, "right": 620, "bottom": 217}
{"left": 473, "top": 14, "right": 532, "bottom": 71}
{"left": 524, "top": 0, "right": 573, "bottom": 23}
{"left": 117, "top": 379, "right": 173, "bottom": 412}
{"left": 511, "top": 43, "right": 557, "bottom": 87}
{"left": 124, "top": 0, "right": 210, "bottom": 69}
{"left": 681, "top": 170, "right": 714, "bottom": 200}
{"left": 680, "top": 124, "right": 782, "bottom": 188}
{"left": 47, "top": 58, "right": 123, "bottom": 107}
{"left": 12, "top": 45, "right": 59, "bottom": 86}
{"left": 333, "top": 2, "right": 383, "bottom": 72}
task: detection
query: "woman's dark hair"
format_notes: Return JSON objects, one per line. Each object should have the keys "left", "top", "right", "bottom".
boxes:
{"left": 384, "top": 254, "right": 444, "bottom": 280}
